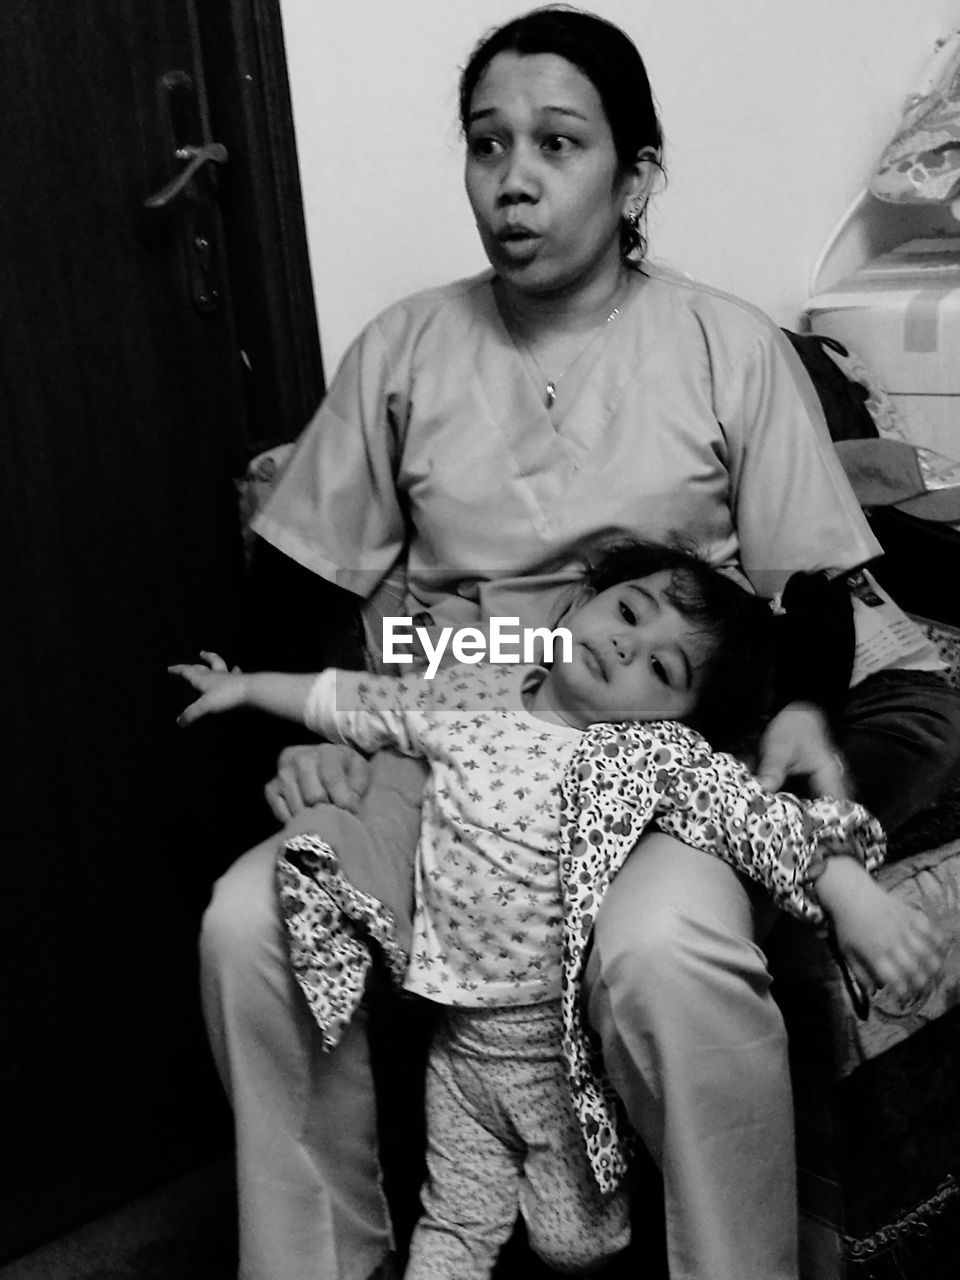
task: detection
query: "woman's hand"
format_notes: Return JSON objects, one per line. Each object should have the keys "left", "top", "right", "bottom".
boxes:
{"left": 817, "top": 856, "right": 948, "bottom": 1006}
{"left": 756, "top": 701, "right": 847, "bottom": 799}
{"left": 169, "top": 652, "right": 247, "bottom": 726}
{"left": 265, "top": 742, "right": 371, "bottom": 823}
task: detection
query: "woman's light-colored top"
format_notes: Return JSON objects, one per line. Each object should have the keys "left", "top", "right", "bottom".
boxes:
{"left": 255, "top": 264, "right": 880, "bottom": 669}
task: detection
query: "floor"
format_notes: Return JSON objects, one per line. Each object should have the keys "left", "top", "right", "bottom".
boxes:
{"left": 0, "top": 1161, "right": 237, "bottom": 1280}
{"left": 0, "top": 1156, "right": 662, "bottom": 1280}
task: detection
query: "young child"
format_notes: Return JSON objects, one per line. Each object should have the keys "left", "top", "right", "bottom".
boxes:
{"left": 171, "top": 540, "right": 944, "bottom": 1280}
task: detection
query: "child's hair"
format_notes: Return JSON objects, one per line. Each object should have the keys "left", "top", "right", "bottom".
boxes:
{"left": 582, "top": 538, "right": 776, "bottom": 753}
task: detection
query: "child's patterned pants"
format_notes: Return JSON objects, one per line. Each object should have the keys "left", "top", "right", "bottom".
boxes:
{"left": 404, "top": 1000, "right": 630, "bottom": 1279}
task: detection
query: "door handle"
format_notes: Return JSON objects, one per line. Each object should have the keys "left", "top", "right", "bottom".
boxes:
{"left": 145, "top": 71, "right": 227, "bottom": 313}
{"left": 144, "top": 142, "right": 228, "bottom": 210}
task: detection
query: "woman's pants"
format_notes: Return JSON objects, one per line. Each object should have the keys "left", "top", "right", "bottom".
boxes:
{"left": 199, "top": 671, "right": 960, "bottom": 1280}
{"left": 200, "top": 753, "right": 428, "bottom": 1280}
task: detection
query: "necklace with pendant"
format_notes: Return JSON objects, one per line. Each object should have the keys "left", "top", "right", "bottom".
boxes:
{"left": 541, "top": 301, "right": 622, "bottom": 408}
{"left": 502, "top": 280, "right": 628, "bottom": 409}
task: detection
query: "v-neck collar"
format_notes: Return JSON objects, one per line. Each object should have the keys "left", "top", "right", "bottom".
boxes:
{"left": 493, "top": 272, "right": 644, "bottom": 430}
{"left": 474, "top": 270, "right": 645, "bottom": 462}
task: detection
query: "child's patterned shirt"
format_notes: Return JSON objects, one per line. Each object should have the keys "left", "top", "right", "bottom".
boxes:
{"left": 555, "top": 720, "right": 885, "bottom": 1190}
{"left": 291, "top": 663, "right": 887, "bottom": 1191}
{"left": 305, "top": 662, "right": 581, "bottom": 1007}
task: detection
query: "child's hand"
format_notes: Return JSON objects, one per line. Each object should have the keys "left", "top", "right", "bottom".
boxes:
{"left": 168, "top": 651, "right": 248, "bottom": 726}
{"left": 819, "top": 858, "right": 947, "bottom": 1007}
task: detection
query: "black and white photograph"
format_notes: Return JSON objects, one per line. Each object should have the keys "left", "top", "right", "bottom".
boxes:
{"left": 4, "top": 4, "right": 960, "bottom": 1279}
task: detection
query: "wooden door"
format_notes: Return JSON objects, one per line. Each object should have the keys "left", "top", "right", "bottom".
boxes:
{"left": 0, "top": 0, "right": 319, "bottom": 1255}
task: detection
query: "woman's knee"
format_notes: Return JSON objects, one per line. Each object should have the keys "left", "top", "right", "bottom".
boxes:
{"left": 200, "top": 799, "right": 374, "bottom": 975}
{"left": 592, "top": 902, "right": 760, "bottom": 1031}
{"left": 200, "top": 836, "right": 284, "bottom": 979}
{"left": 587, "top": 835, "right": 773, "bottom": 1023}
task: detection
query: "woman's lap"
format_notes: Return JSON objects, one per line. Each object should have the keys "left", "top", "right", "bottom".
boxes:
{"left": 199, "top": 752, "right": 431, "bottom": 1280}
{"left": 210, "top": 667, "right": 958, "bottom": 957}
{"left": 203, "top": 672, "right": 958, "bottom": 1278}
{"left": 204, "top": 666, "right": 958, "bottom": 1045}
{"left": 584, "top": 832, "right": 797, "bottom": 1279}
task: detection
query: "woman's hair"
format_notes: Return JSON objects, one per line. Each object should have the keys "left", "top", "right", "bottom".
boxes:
{"left": 583, "top": 538, "right": 776, "bottom": 753}
{"left": 458, "top": 6, "right": 664, "bottom": 259}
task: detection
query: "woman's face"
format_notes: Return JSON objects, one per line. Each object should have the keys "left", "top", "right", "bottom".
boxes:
{"left": 464, "top": 51, "right": 643, "bottom": 299}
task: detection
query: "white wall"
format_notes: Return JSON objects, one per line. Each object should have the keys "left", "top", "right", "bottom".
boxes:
{"left": 280, "top": 0, "right": 960, "bottom": 379}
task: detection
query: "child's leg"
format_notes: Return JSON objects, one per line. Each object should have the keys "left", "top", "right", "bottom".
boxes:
{"left": 405, "top": 1019, "right": 522, "bottom": 1280}
{"left": 504, "top": 1007, "right": 631, "bottom": 1274}
{"left": 518, "top": 1094, "right": 630, "bottom": 1273}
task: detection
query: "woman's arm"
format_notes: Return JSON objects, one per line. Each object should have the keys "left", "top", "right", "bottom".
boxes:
{"left": 251, "top": 317, "right": 410, "bottom": 610}
{"left": 238, "top": 318, "right": 410, "bottom": 814}
{"left": 720, "top": 323, "right": 874, "bottom": 796}
{"left": 726, "top": 321, "right": 881, "bottom": 598}
{"left": 241, "top": 539, "right": 364, "bottom": 674}
{"left": 754, "top": 701, "right": 848, "bottom": 801}
{"left": 755, "top": 569, "right": 857, "bottom": 798}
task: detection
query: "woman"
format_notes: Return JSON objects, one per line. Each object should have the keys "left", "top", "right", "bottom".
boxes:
{"left": 201, "top": 9, "right": 960, "bottom": 1280}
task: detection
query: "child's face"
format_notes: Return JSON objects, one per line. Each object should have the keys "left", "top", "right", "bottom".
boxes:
{"left": 542, "top": 571, "right": 714, "bottom": 730}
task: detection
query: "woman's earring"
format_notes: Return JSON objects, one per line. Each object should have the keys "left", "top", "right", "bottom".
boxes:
{"left": 626, "top": 199, "right": 646, "bottom": 230}
{"left": 621, "top": 193, "right": 651, "bottom": 259}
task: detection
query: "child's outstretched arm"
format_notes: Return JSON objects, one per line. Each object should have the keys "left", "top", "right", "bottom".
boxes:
{"left": 171, "top": 653, "right": 441, "bottom": 763}
{"left": 169, "top": 651, "right": 316, "bottom": 728}
{"left": 815, "top": 855, "right": 948, "bottom": 1006}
